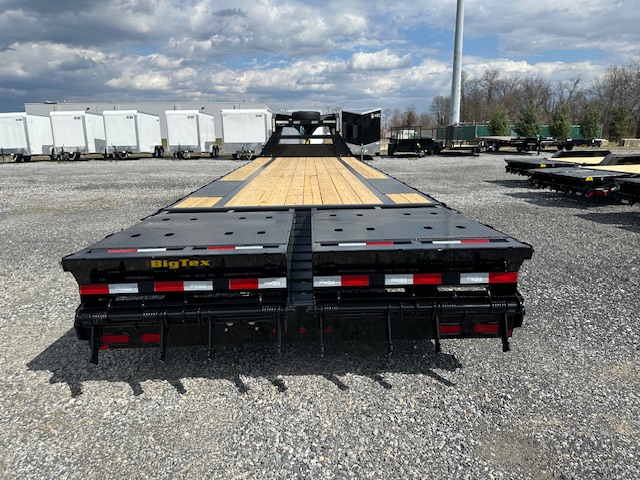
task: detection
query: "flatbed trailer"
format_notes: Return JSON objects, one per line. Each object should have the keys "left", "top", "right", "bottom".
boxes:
{"left": 529, "top": 153, "right": 640, "bottom": 199}
{"left": 619, "top": 177, "right": 640, "bottom": 205}
{"left": 62, "top": 112, "right": 533, "bottom": 364}
{"left": 504, "top": 149, "right": 610, "bottom": 176}
{"left": 477, "top": 136, "right": 542, "bottom": 153}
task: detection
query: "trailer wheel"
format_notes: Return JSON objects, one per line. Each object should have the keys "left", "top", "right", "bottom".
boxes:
{"left": 210, "top": 145, "right": 219, "bottom": 158}
{"left": 176, "top": 151, "right": 184, "bottom": 159}
{"left": 70, "top": 152, "right": 81, "bottom": 161}
{"left": 387, "top": 144, "right": 395, "bottom": 156}
{"left": 153, "top": 146, "right": 164, "bottom": 158}
{"left": 115, "top": 151, "right": 128, "bottom": 160}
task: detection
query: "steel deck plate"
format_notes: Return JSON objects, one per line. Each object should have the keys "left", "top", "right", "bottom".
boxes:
{"left": 86, "top": 210, "right": 294, "bottom": 250}
{"left": 311, "top": 206, "right": 510, "bottom": 245}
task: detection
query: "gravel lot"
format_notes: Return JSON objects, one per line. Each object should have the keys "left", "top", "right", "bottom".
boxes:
{"left": 0, "top": 154, "right": 638, "bottom": 479}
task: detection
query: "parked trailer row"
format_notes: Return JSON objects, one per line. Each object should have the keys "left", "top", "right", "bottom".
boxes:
{"left": 1, "top": 110, "right": 223, "bottom": 162}
{"left": 504, "top": 150, "right": 640, "bottom": 203}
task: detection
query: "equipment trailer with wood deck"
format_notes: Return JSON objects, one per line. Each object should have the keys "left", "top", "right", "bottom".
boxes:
{"left": 62, "top": 112, "right": 533, "bottom": 364}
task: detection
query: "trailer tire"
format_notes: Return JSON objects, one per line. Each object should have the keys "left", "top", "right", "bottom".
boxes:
{"left": 70, "top": 152, "right": 81, "bottom": 161}
{"left": 176, "top": 151, "right": 184, "bottom": 159}
{"left": 387, "top": 144, "right": 395, "bottom": 156}
{"left": 291, "top": 111, "right": 321, "bottom": 121}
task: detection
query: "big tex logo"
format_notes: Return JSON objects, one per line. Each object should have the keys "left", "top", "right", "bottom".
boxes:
{"left": 151, "top": 259, "right": 211, "bottom": 270}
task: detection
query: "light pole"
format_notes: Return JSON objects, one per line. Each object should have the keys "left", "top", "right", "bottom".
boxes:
{"left": 449, "top": 0, "right": 464, "bottom": 126}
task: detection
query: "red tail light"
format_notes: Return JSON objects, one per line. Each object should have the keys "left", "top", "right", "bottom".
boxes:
{"left": 101, "top": 334, "right": 130, "bottom": 344}
{"left": 141, "top": 333, "right": 161, "bottom": 344}
{"left": 439, "top": 324, "right": 463, "bottom": 335}
{"left": 473, "top": 324, "right": 499, "bottom": 334}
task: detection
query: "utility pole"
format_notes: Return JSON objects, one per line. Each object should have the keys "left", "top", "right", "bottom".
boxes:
{"left": 449, "top": 0, "right": 465, "bottom": 126}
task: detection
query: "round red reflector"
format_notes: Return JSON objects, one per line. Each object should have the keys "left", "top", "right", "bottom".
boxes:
{"left": 297, "top": 326, "right": 308, "bottom": 335}
{"left": 323, "top": 325, "right": 333, "bottom": 335}
{"left": 271, "top": 328, "right": 277, "bottom": 335}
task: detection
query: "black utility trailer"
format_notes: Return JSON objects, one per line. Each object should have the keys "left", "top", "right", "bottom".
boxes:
{"left": 387, "top": 126, "right": 442, "bottom": 157}
{"left": 529, "top": 153, "right": 640, "bottom": 199}
{"left": 62, "top": 112, "right": 533, "bottom": 364}
{"left": 504, "top": 149, "right": 610, "bottom": 176}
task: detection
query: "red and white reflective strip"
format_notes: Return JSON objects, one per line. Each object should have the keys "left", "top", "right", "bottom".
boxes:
{"left": 431, "top": 239, "right": 490, "bottom": 245}
{"left": 154, "top": 280, "right": 214, "bottom": 292}
{"left": 80, "top": 283, "right": 139, "bottom": 295}
{"left": 108, "top": 248, "right": 167, "bottom": 253}
{"left": 313, "top": 275, "right": 370, "bottom": 288}
{"left": 314, "top": 272, "right": 518, "bottom": 288}
{"left": 336, "top": 242, "right": 394, "bottom": 247}
{"left": 229, "top": 277, "right": 287, "bottom": 290}
{"left": 207, "top": 245, "right": 264, "bottom": 250}
{"left": 384, "top": 273, "right": 442, "bottom": 286}
{"left": 80, "top": 277, "right": 287, "bottom": 295}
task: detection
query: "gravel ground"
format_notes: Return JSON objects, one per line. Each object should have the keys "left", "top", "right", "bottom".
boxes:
{"left": 0, "top": 154, "right": 638, "bottom": 479}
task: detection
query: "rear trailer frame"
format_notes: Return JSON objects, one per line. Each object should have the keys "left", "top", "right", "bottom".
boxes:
{"left": 620, "top": 178, "right": 640, "bottom": 205}
{"left": 62, "top": 112, "right": 533, "bottom": 363}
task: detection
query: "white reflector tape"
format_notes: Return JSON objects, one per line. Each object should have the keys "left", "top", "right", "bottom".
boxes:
{"left": 183, "top": 281, "right": 214, "bottom": 291}
{"left": 258, "top": 277, "right": 287, "bottom": 289}
{"left": 137, "top": 248, "right": 167, "bottom": 253}
{"left": 460, "top": 273, "right": 489, "bottom": 284}
{"left": 235, "top": 245, "right": 264, "bottom": 250}
{"left": 109, "top": 283, "right": 139, "bottom": 294}
{"left": 338, "top": 242, "right": 367, "bottom": 247}
{"left": 432, "top": 240, "right": 461, "bottom": 245}
{"left": 385, "top": 274, "right": 414, "bottom": 286}
{"left": 313, "top": 276, "right": 342, "bottom": 288}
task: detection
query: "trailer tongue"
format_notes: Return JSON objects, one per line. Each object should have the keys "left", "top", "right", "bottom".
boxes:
{"left": 62, "top": 112, "right": 533, "bottom": 363}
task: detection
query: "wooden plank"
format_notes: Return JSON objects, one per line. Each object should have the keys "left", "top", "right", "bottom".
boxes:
{"left": 221, "top": 157, "right": 272, "bottom": 181}
{"left": 303, "top": 158, "right": 323, "bottom": 204}
{"left": 173, "top": 196, "right": 222, "bottom": 208}
{"left": 226, "top": 156, "right": 383, "bottom": 207}
{"left": 342, "top": 156, "right": 388, "bottom": 179}
{"left": 386, "top": 193, "right": 431, "bottom": 204}
{"left": 314, "top": 157, "right": 342, "bottom": 204}
{"left": 589, "top": 164, "right": 640, "bottom": 174}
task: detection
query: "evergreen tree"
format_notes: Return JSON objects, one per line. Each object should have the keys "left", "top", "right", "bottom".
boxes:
{"left": 608, "top": 104, "right": 630, "bottom": 143}
{"left": 579, "top": 106, "right": 601, "bottom": 139}
{"left": 513, "top": 105, "right": 541, "bottom": 137}
{"left": 488, "top": 105, "right": 510, "bottom": 136}
{"left": 548, "top": 102, "right": 572, "bottom": 139}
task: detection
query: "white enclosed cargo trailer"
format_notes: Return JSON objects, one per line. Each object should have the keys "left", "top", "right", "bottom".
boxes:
{"left": 221, "top": 108, "right": 271, "bottom": 158}
{"left": 50, "top": 111, "right": 106, "bottom": 160}
{"left": 165, "top": 110, "right": 217, "bottom": 159}
{"left": 0, "top": 112, "right": 53, "bottom": 162}
{"left": 103, "top": 110, "right": 163, "bottom": 159}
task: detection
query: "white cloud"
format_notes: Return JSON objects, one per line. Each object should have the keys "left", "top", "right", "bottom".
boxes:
{"left": 0, "top": 1, "right": 638, "bottom": 112}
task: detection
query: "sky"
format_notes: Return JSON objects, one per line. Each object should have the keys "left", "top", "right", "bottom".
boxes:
{"left": 0, "top": 0, "right": 638, "bottom": 115}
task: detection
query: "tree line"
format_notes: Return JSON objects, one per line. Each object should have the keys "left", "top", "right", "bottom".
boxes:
{"left": 382, "top": 59, "right": 640, "bottom": 142}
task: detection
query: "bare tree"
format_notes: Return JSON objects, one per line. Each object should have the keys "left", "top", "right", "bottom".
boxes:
{"left": 430, "top": 95, "right": 450, "bottom": 127}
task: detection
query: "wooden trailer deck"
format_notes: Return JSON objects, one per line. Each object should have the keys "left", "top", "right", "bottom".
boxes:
{"left": 168, "top": 156, "right": 436, "bottom": 210}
